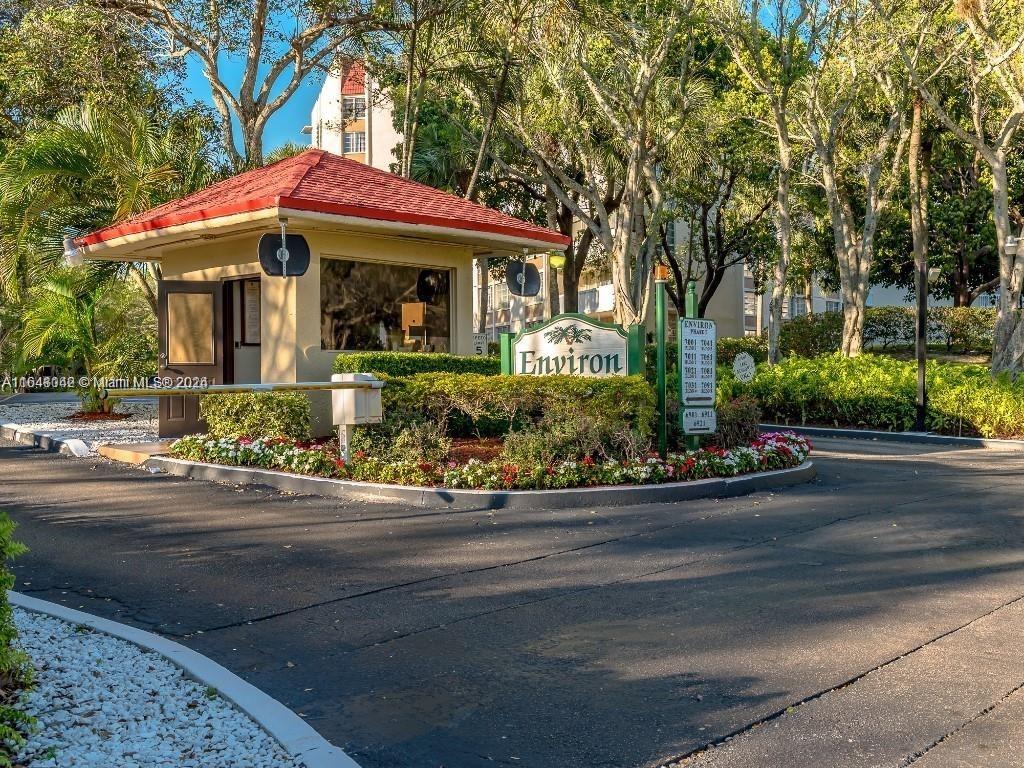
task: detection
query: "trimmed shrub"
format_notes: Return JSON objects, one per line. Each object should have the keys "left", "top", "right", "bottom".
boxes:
{"left": 357, "top": 373, "right": 656, "bottom": 461}
{"left": 740, "top": 353, "right": 1024, "bottom": 438}
{"left": 717, "top": 336, "right": 768, "bottom": 365}
{"left": 200, "top": 391, "right": 311, "bottom": 439}
{"left": 0, "top": 512, "right": 34, "bottom": 763}
{"left": 779, "top": 312, "right": 844, "bottom": 357}
{"left": 928, "top": 306, "right": 996, "bottom": 352}
{"left": 391, "top": 422, "right": 452, "bottom": 464}
{"left": 864, "top": 306, "right": 915, "bottom": 349}
{"left": 708, "top": 396, "right": 762, "bottom": 449}
{"left": 333, "top": 351, "right": 499, "bottom": 377}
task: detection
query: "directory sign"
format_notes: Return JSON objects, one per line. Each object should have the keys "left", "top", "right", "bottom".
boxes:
{"left": 679, "top": 318, "right": 716, "bottom": 406}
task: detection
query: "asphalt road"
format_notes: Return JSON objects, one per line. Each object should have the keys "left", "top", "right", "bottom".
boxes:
{"left": 2, "top": 436, "right": 1024, "bottom": 768}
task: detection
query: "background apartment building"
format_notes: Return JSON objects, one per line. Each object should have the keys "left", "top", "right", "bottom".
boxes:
{"left": 303, "top": 61, "right": 401, "bottom": 173}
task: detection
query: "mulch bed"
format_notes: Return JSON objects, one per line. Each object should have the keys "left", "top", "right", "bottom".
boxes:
{"left": 450, "top": 437, "right": 504, "bottom": 463}
{"left": 69, "top": 412, "right": 132, "bottom": 421}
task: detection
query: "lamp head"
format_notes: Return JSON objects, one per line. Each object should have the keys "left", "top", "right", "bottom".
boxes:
{"left": 548, "top": 251, "right": 566, "bottom": 270}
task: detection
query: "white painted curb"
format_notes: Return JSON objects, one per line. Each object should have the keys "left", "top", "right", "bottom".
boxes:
{"left": 9, "top": 592, "right": 360, "bottom": 768}
{"left": 1, "top": 422, "right": 91, "bottom": 457}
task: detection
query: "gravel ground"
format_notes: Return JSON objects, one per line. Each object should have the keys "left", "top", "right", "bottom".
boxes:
{"left": 0, "top": 402, "right": 157, "bottom": 453}
{"left": 12, "top": 608, "right": 303, "bottom": 768}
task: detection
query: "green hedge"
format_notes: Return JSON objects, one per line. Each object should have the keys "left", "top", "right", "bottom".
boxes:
{"left": 741, "top": 354, "right": 1024, "bottom": 438}
{"left": 353, "top": 373, "right": 657, "bottom": 460}
{"left": 333, "top": 351, "right": 499, "bottom": 377}
{"left": 779, "top": 313, "right": 844, "bottom": 357}
{"left": 779, "top": 306, "right": 997, "bottom": 356}
{"left": 200, "top": 392, "right": 311, "bottom": 439}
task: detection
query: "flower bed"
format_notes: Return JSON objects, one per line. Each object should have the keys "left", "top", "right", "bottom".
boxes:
{"left": 168, "top": 432, "right": 811, "bottom": 491}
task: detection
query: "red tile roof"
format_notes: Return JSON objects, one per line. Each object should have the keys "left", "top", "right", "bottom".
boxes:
{"left": 76, "top": 149, "right": 570, "bottom": 248}
{"left": 341, "top": 61, "right": 365, "bottom": 95}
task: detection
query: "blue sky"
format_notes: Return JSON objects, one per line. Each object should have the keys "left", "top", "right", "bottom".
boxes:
{"left": 181, "top": 54, "right": 326, "bottom": 154}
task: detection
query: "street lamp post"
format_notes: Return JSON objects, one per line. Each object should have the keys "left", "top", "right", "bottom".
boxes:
{"left": 654, "top": 264, "right": 669, "bottom": 458}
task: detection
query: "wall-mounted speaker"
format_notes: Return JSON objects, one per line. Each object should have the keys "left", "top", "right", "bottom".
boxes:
{"left": 507, "top": 261, "right": 540, "bottom": 297}
{"left": 259, "top": 233, "right": 310, "bottom": 277}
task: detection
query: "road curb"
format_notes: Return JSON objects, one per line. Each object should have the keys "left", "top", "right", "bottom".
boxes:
{"left": 0, "top": 423, "right": 90, "bottom": 457}
{"left": 142, "top": 456, "right": 817, "bottom": 510}
{"left": 761, "top": 423, "right": 1024, "bottom": 450}
{"left": 9, "top": 591, "right": 360, "bottom": 768}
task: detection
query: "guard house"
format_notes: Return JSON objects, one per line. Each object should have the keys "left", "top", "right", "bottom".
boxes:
{"left": 74, "top": 149, "right": 569, "bottom": 437}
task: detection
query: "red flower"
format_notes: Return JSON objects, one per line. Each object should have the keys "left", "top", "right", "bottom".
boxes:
{"left": 334, "top": 459, "right": 346, "bottom": 469}
{"left": 418, "top": 462, "right": 434, "bottom": 473}
{"left": 582, "top": 455, "right": 595, "bottom": 466}
{"left": 354, "top": 450, "right": 367, "bottom": 460}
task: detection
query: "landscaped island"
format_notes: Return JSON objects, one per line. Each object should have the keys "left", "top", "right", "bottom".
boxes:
{"left": 168, "top": 431, "right": 811, "bottom": 490}
{"left": 161, "top": 350, "right": 810, "bottom": 492}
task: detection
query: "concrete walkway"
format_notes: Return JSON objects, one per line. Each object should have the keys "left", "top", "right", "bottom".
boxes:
{"left": 2, "top": 436, "right": 1023, "bottom": 767}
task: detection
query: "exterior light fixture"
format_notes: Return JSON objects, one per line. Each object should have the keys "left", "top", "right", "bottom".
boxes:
{"left": 654, "top": 263, "right": 670, "bottom": 281}
{"left": 1005, "top": 235, "right": 1020, "bottom": 256}
{"left": 927, "top": 266, "right": 942, "bottom": 283}
{"left": 548, "top": 251, "right": 566, "bottom": 270}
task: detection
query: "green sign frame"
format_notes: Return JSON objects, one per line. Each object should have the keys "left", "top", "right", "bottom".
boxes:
{"left": 499, "top": 313, "right": 644, "bottom": 376}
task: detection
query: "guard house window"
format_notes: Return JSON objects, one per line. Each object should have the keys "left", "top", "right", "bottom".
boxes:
{"left": 343, "top": 131, "right": 366, "bottom": 154}
{"left": 826, "top": 300, "right": 842, "bottom": 313}
{"left": 321, "top": 257, "right": 452, "bottom": 352}
{"left": 343, "top": 96, "right": 366, "bottom": 120}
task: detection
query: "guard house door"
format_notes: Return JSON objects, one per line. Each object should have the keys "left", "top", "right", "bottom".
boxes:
{"left": 157, "top": 280, "right": 224, "bottom": 438}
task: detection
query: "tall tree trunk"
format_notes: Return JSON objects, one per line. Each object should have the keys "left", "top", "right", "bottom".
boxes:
{"left": 840, "top": 296, "right": 866, "bottom": 356}
{"left": 611, "top": 151, "right": 645, "bottom": 326}
{"left": 990, "top": 154, "right": 1024, "bottom": 373}
{"left": 400, "top": 2, "right": 419, "bottom": 178}
{"left": 562, "top": 263, "right": 580, "bottom": 313}
{"left": 547, "top": 259, "right": 560, "bottom": 317}
{"left": 465, "top": 53, "right": 511, "bottom": 203}
{"left": 768, "top": 135, "right": 793, "bottom": 363}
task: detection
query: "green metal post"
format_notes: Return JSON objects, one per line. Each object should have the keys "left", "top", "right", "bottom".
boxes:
{"left": 685, "top": 281, "right": 700, "bottom": 452}
{"left": 655, "top": 278, "right": 667, "bottom": 458}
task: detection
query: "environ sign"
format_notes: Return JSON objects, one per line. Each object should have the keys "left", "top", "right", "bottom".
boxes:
{"left": 500, "top": 314, "right": 643, "bottom": 377}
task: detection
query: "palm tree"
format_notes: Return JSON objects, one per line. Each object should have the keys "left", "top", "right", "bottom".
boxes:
{"left": 263, "top": 142, "right": 310, "bottom": 165}
{"left": 0, "top": 98, "right": 218, "bottom": 311}
{"left": 21, "top": 270, "right": 155, "bottom": 413}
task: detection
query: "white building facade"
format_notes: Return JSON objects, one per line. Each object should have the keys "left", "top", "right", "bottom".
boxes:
{"left": 304, "top": 61, "right": 402, "bottom": 173}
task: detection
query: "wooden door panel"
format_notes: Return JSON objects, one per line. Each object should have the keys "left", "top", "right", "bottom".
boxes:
{"left": 157, "top": 280, "right": 224, "bottom": 438}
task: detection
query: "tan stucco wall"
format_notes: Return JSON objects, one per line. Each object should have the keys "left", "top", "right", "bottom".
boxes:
{"left": 161, "top": 229, "right": 474, "bottom": 434}
{"left": 702, "top": 261, "right": 746, "bottom": 339}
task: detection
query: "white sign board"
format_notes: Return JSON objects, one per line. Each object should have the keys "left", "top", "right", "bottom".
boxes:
{"left": 732, "top": 351, "right": 756, "bottom": 383}
{"left": 679, "top": 318, "right": 716, "bottom": 405}
{"left": 683, "top": 408, "right": 717, "bottom": 435}
{"left": 472, "top": 333, "right": 488, "bottom": 356}
{"left": 511, "top": 315, "right": 628, "bottom": 377}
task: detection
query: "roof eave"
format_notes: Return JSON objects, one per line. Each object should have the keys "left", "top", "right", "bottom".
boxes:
{"left": 77, "top": 201, "right": 569, "bottom": 261}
